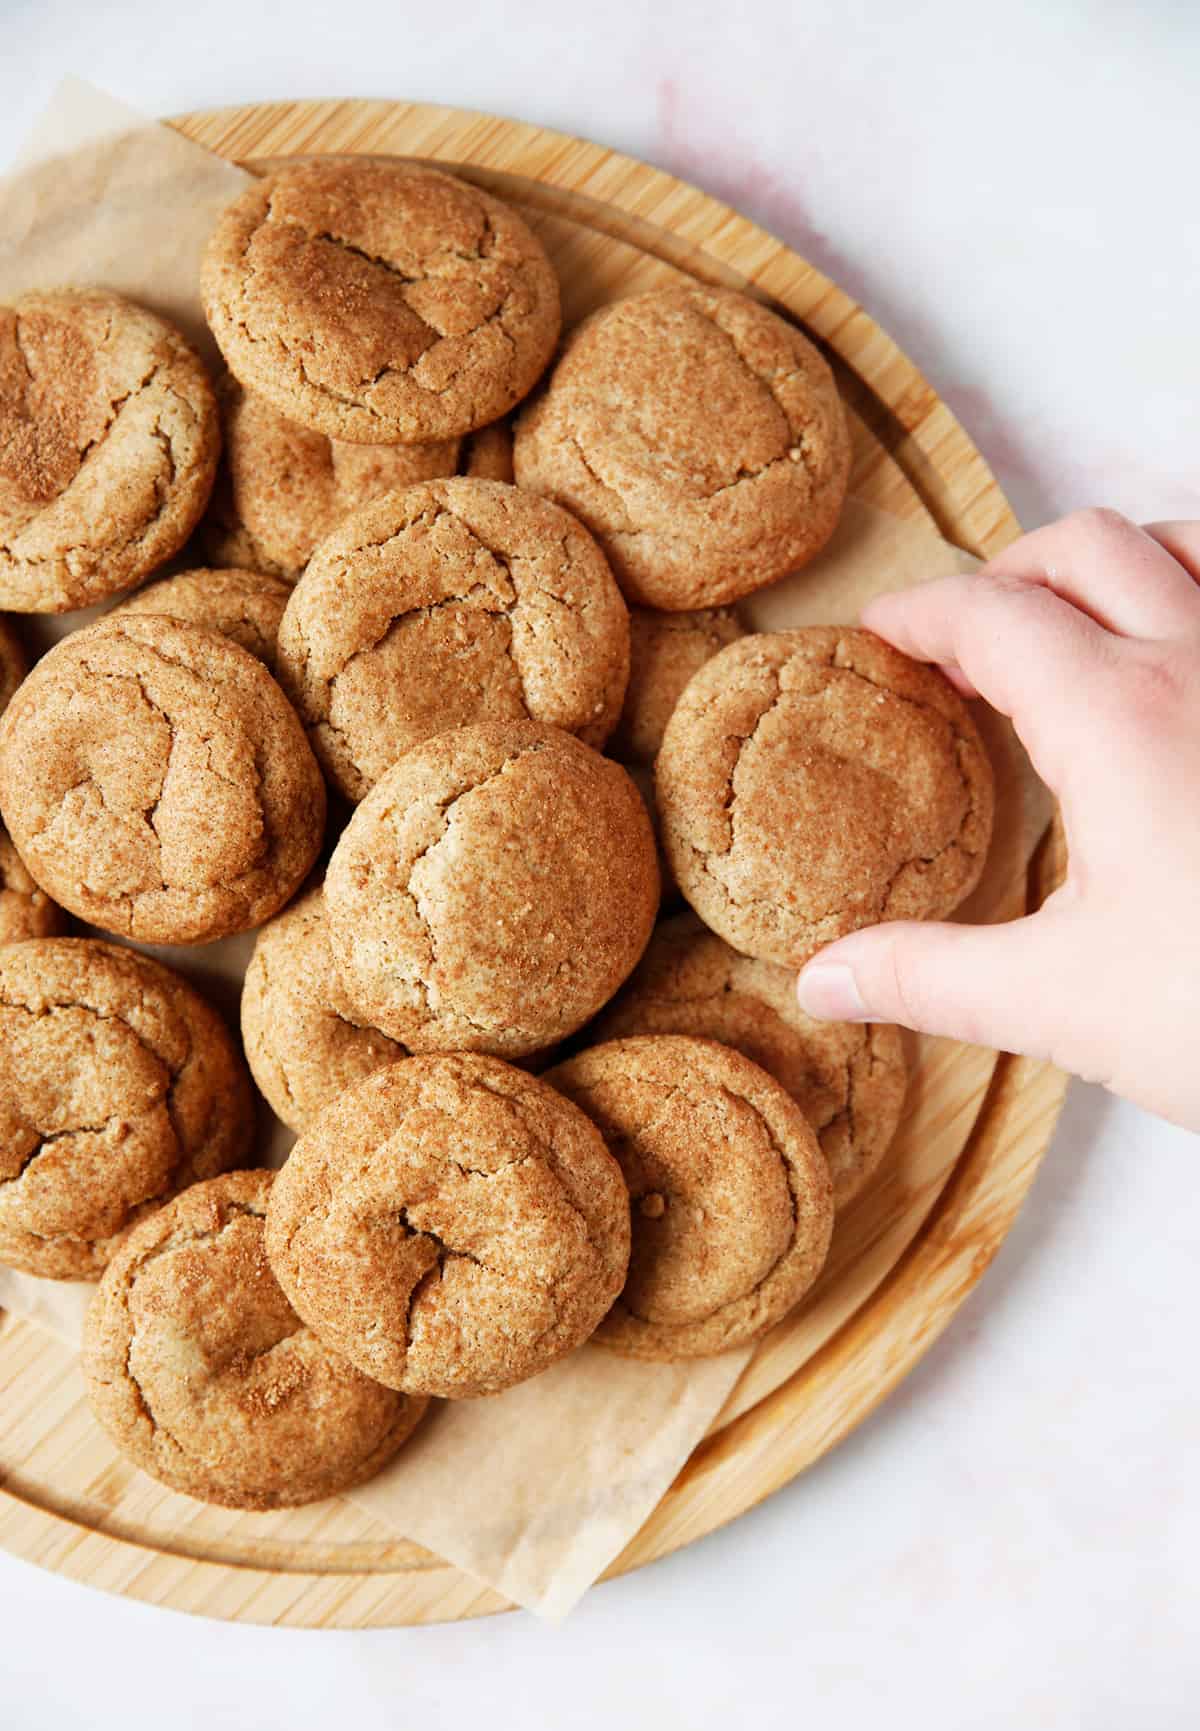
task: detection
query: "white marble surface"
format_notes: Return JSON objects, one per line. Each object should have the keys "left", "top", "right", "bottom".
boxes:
{"left": 2, "top": 3, "right": 1198, "bottom": 1725}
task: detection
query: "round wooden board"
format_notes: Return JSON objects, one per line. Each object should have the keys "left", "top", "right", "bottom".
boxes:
{"left": 0, "top": 99, "right": 1069, "bottom": 1626}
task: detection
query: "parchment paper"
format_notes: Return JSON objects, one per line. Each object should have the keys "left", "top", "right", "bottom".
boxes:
{"left": 0, "top": 81, "right": 1051, "bottom": 1620}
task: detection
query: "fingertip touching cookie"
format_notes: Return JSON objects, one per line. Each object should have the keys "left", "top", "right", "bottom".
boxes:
{"left": 201, "top": 160, "right": 560, "bottom": 445}
{"left": 0, "top": 938, "right": 253, "bottom": 1279}
{"left": 264, "top": 1055, "right": 631, "bottom": 1398}
{"left": 0, "top": 614, "right": 326, "bottom": 945}
{"left": 547, "top": 1034, "right": 834, "bottom": 1359}
{"left": 275, "top": 478, "right": 630, "bottom": 799}
{"left": 513, "top": 285, "right": 850, "bottom": 610}
{"left": 656, "top": 627, "right": 995, "bottom": 967}
{"left": 83, "top": 1170, "right": 428, "bottom": 1509}
{"left": 592, "top": 914, "right": 907, "bottom": 1209}
{"left": 323, "top": 720, "right": 660, "bottom": 1056}
{"left": 0, "top": 290, "right": 219, "bottom": 612}
{"left": 201, "top": 372, "right": 514, "bottom": 579}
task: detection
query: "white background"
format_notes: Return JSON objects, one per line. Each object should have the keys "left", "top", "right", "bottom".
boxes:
{"left": 2, "top": 3, "right": 1198, "bottom": 1726}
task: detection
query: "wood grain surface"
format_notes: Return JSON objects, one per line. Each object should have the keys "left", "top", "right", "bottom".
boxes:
{"left": 0, "top": 98, "right": 1069, "bottom": 1626}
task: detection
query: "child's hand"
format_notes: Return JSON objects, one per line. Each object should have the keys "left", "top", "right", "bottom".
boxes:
{"left": 795, "top": 509, "right": 1200, "bottom": 1131}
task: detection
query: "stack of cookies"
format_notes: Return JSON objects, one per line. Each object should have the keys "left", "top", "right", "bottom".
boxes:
{"left": 0, "top": 158, "right": 995, "bottom": 1512}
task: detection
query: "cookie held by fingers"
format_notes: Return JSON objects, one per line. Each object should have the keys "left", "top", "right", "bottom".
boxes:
{"left": 656, "top": 627, "right": 994, "bottom": 968}
{"left": 547, "top": 1035, "right": 834, "bottom": 1359}
{"left": 201, "top": 159, "right": 560, "bottom": 444}
{"left": 0, "top": 290, "right": 219, "bottom": 611}
{"left": 84, "top": 1170, "right": 428, "bottom": 1509}
{"left": 592, "top": 914, "right": 906, "bottom": 1210}
{"left": 265, "top": 1055, "right": 631, "bottom": 1398}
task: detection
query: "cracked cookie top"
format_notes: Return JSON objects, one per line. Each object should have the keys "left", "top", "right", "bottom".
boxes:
{"left": 202, "top": 372, "right": 513, "bottom": 578}
{"left": 264, "top": 1055, "right": 631, "bottom": 1398}
{"left": 112, "top": 565, "right": 292, "bottom": 673}
{"left": 275, "top": 478, "right": 631, "bottom": 799}
{"left": 201, "top": 160, "right": 561, "bottom": 445}
{"left": 0, "top": 938, "right": 253, "bottom": 1279}
{"left": 592, "top": 914, "right": 906, "bottom": 1210}
{"left": 0, "top": 290, "right": 220, "bottom": 612}
{"left": 547, "top": 1034, "right": 834, "bottom": 1359}
{"left": 324, "top": 720, "right": 660, "bottom": 1056}
{"left": 83, "top": 1170, "right": 428, "bottom": 1508}
{"left": 610, "top": 603, "right": 744, "bottom": 764}
{"left": 0, "top": 614, "right": 326, "bottom": 945}
{"left": 242, "top": 881, "right": 407, "bottom": 1134}
{"left": 657, "top": 628, "right": 995, "bottom": 967}
{"left": 512, "top": 285, "right": 851, "bottom": 610}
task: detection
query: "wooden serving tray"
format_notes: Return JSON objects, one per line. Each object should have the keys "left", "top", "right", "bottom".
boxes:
{"left": 0, "top": 98, "right": 1069, "bottom": 1626}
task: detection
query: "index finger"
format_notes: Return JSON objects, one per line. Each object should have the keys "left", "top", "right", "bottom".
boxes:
{"left": 860, "top": 571, "right": 1121, "bottom": 791}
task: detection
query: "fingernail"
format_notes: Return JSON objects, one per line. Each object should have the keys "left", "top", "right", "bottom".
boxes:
{"left": 797, "top": 962, "right": 869, "bottom": 1022}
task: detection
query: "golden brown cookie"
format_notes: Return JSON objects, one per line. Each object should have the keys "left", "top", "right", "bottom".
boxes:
{"left": 0, "top": 829, "right": 66, "bottom": 944}
{"left": 610, "top": 605, "right": 744, "bottom": 763}
{"left": 201, "top": 160, "right": 561, "bottom": 444}
{"left": 0, "top": 290, "right": 220, "bottom": 612}
{"left": 202, "top": 374, "right": 513, "bottom": 578}
{"left": 548, "top": 1035, "right": 833, "bottom": 1359}
{"left": 0, "top": 938, "right": 253, "bottom": 1279}
{"left": 513, "top": 286, "right": 850, "bottom": 609}
{"left": 111, "top": 566, "right": 291, "bottom": 670}
{"left": 591, "top": 915, "right": 906, "bottom": 1208}
{"left": 276, "top": 479, "right": 630, "bottom": 799}
{"left": 265, "top": 1055, "right": 630, "bottom": 1399}
{"left": 0, "top": 614, "right": 325, "bottom": 945}
{"left": 241, "top": 881, "right": 406, "bottom": 1133}
{"left": 657, "top": 628, "right": 995, "bottom": 967}
{"left": 83, "top": 1170, "right": 428, "bottom": 1509}
{"left": 325, "top": 721, "right": 659, "bottom": 1056}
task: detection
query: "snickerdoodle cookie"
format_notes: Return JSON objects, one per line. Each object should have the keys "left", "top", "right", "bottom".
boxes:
{"left": 241, "top": 882, "right": 406, "bottom": 1133}
{"left": 0, "top": 614, "right": 325, "bottom": 945}
{"left": 202, "top": 374, "right": 513, "bottom": 578}
{"left": 592, "top": 915, "right": 906, "bottom": 1209}
{"left": 656, "top": 628, "right": 994, "bottom": 967}
{"left": 548, "top": 1035, "right": 833, "bottom": 1359}
{"left": 265, "top": 1054, "right": 630, "bottom": 1398}
{"left": 111, "top": 566, "right": 291, "bottom": 670}
{"left": 201, "top": 160, "right": 560, "bottom": 444}
{"left": 0, "top": 830, "right": 66, "bottom": 944}
{"left": 324, "top": 721, "right": 659, "bottom": 1056}
{"left": 610, "top": 605, "right": 744, "bottom": 762}
{"left": 0, "top": 939, "right": 252, "bottom": 1279}
{"left": 83, "top": 1170, "right": 428, "bottom": 1509}
{"left": 0, "top": 290, "right": 219, "bottom": 611}
{"left": 276, "top": 479, "right": 630, "bottom": 799}
{"left": 513, "top": 285, "right": 850, "bottom": 609}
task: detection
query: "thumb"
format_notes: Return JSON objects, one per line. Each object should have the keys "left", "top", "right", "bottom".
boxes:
{"left": 795, "top": 913, "right": 1072, "bottom": 1059}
